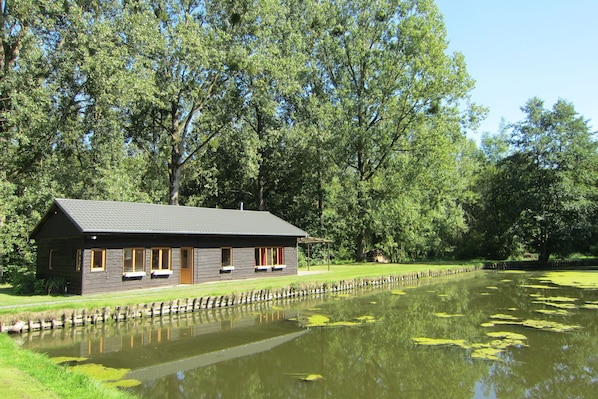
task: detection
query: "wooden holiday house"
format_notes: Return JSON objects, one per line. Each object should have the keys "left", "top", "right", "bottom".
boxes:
{"left": 30, "top": 199, "right": 308, "bottom": 295}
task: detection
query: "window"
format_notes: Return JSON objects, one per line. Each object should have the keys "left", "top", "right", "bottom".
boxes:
{"left": 123, "top": 248, "right": 145, "bottom": 273}
{"left": 48, "top": 249, "right": 54, "bottom": 270}
{"left": 91, "top": 249, "right": 106, "bottom": 271}
{"left": 181, "top": 248, "right": 193, "bottom": 270}
{"left": 255, "top": 247, "right": 285, "bottom": 268}
{"left": 151, "top": 248, "right": 171, "bottom": 271}
{"left": 221, "top": 248, "right": 232, "bottom": 269}
{"left": 75, "top": 249, "right": 82, "bottom": 271}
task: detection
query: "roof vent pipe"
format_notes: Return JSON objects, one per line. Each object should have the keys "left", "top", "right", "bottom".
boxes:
{"left": 240, "top": 202, "right": 244, "bottom": 211}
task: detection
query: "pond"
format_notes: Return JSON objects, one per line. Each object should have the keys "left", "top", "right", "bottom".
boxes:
{"left": 13, "top": 270, "right": 598, "bottom": 398}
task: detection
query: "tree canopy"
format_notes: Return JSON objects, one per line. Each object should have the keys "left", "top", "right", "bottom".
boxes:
{"left": 1, "top": 0, "right": 597, "bottom": 286}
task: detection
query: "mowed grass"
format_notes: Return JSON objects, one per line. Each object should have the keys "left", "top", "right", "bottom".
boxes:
{"left": 0, "top": 333, "right": 135, "bottom": 399}
{"left": 0, "top": 262, "right": 482, "bottom": 319}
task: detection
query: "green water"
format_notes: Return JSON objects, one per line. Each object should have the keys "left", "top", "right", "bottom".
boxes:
{"left": 15, "top": 270, "right": 598, "bottom": 398}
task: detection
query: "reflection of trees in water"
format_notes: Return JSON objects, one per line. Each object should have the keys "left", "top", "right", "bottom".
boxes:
{"left": 126, "top": 272, "right": 598, "bottom": 398}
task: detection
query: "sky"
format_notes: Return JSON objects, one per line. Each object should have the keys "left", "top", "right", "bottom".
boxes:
{"left": 435, "top": 0, "right": 598, "bottom": 143}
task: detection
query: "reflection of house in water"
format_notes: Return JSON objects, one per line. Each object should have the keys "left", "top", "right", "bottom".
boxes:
{"left": 20, "top": 302, "right": 305, "bottom": 376}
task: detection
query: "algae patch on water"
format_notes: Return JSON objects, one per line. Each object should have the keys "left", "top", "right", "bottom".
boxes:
{"left": 70, "top": 363, "right": 130, "bottom": 381}
{"left": 519, "top": 284, "right": 556, "bottom": 290}
{"left": 490, "top": 314, "right": 519, "bottom": 321}
{"left": 471, "top": 347, "right": 502, "bottom": 361}
{"left": 482, "top": 318, "right": 581, "bottom": 332}
{"left": 286, "top": 373, "right": 325, "bottom": 382}
{"left": 534, "top": 296, "right": 577, "bottom": 302}
{"left": 535, "top": 309, "right": 570, "bottom": 316}
{"left": 486, "top": 331, "right": 528, "bottom": 341}
{"left": 411, "top": 337, "right": 469, "bottom": 348}
{"left": 305, "top": 314, "right": 330, "bottom": 327}
{"left": 536, "top": 271, "right": 598, "bottom": 289}
{"left": 413, "top": 330, "right": 528, "bottom": 361}
{"left": 304, "top": 313, "right": 376, "bottom": 328}
{"left": 533, "top": 301, "right": 577, "bottom": 310}
{"left": 433, "top": 312, "right": 464, "bottom": 318}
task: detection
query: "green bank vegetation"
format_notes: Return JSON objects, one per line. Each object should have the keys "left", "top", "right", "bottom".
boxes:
{"left": 0, "top": 333, "right": 135, "bottom": 399}
{"left": 0, "top": 262, "right": 480, "bottom": 318}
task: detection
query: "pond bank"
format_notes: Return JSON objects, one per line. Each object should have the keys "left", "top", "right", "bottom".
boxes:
{"left": 0, "top": 333, "right": 135, "bottom": 399}
{"left": 483, "top": 258, "right": 598, "bottom": 270}
{"left": 1, "top": 265, "right": 481, "bottom": 334}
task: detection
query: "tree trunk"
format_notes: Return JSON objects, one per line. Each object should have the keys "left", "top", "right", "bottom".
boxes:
{"left": 257, "top": 174, "right": 265, "bottom": 211}
{"left": 169, "top": 143, "right": 182, "bottom": 206}
{"left": 538, "top": 244, "right": 550, "bottom": 264}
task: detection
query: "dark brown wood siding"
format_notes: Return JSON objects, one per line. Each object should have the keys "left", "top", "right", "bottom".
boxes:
{"left": 81, "top": 247, "right": 181, "bottom": 295}
{"left": 35, "top": 230, "right": 299, "bottom": 295}
{"left": 35, "top": 237, "right": 84, "bottom": 295}
{"left": 33, "top": 206, "right": 81, "bottom": 239}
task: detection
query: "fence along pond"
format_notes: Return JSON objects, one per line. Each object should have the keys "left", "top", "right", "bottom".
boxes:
{"left": 1, "top": 266, "right": 479, "bottom": 333}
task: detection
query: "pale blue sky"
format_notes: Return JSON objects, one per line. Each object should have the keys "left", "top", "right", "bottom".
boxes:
{"left": 435, "top": 0, "right": 598, "bottom": 142}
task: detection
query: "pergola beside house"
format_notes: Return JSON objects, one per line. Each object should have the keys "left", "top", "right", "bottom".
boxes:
{"left": 30, "top": 199, "right": 308, "bottom": 295}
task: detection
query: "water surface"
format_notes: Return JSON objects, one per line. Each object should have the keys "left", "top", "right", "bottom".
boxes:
{"left": 15, "top": 270, "right": 598, "bottom": 398}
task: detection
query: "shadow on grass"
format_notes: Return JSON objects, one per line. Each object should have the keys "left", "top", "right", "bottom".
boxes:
{"left": 0, "top": 284, "right": 16, "bottom": 296}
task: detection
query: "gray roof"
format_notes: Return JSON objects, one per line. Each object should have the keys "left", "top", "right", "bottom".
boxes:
{"left": 43, "top": 198, "right": 308, "bottom": 237}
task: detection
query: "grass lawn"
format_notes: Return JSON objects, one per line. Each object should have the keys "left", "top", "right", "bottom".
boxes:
{"left": 0, "top": 333, "right": 135, "bottom": 399}
{"left": 0, "top": 262, "right": 482, "bottom": 320}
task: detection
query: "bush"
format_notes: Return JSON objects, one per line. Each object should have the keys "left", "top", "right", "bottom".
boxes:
{"left": 11, "top": 271, "right": 39, "bottom": 295}
{"left": 45, "top": 276, "right": 67, "bottom": 295}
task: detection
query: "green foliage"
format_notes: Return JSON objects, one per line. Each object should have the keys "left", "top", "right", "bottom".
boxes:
{"left": 2, "top": 0, "right": 595, "bottom": 270}
{"left": 470, "top": 98, "right": 598, "bottom": 261}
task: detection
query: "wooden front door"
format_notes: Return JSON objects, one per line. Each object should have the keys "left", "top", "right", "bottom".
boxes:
{"left": 180, "top": 247, "right": 193, "bottom": 284}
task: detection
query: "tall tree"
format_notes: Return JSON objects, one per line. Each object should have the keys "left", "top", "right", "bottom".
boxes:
{"left": 313, "top": 0, "right": 475, "bottom": 259}
{"left": 124, "top": 0, "right": 241, "bottom": 205}
{"left": 488, "top": 98, "right": 598, "bottom": 262}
